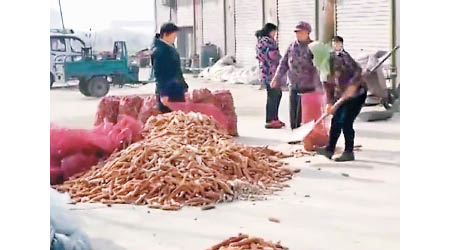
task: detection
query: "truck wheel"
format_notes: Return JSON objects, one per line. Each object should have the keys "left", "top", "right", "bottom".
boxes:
{"left": 50, "top": 73, "right": 55, "bottom": 89}
{"left": 88, "top": 76, "right": 110, "bottom": 97}
{"left": 79, "top": 78, "right": 91, "bottom": 96}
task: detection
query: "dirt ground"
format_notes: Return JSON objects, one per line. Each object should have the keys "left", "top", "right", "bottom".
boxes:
{"left": 50, "top": 74, "right": 400, "bottom": 250}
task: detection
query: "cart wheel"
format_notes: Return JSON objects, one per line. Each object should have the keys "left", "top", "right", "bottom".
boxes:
{"left": 88, "top": 76, "right": 110, "bottom": 97}
{"left": 50, "top": 73, "right": 55, "bottom": 89}
{"left": 394, "top": 84, "right": 400, "bottom": 98}
{"left": 78, "top": 78, "right": 91, "bottom": 96}
{"left": 382, "top": 89, "right": 397, "bottom": 110}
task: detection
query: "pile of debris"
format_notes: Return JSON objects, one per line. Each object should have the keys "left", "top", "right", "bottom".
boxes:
{"left": 292, "top": 149, "right": 316, "bottom": 158}
{"left": 94, "top": 88, "right": 238, "bottom": 136}
{"left": 55, "top": 112, "right": 293, "bottom": 210}
{"left": 208, "top": 233, "right": 288, "bottom": 250}
{"left": 199, "top": 56, "right": 260, "bottom": 85}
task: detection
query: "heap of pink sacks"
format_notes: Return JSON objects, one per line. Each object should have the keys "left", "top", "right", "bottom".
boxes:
{"left": 50, "top": 88, "right": 238, "bottom": 185}
{"left": 94, "top": 88, "right": 238, "bottom": 136}
{"left": 50, "top": 116, "right": 143, "bottom": 184}
{"left": 300, "top": 92, "right": 331, "bottom": 151}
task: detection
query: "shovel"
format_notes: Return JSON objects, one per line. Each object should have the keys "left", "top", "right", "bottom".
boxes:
{"left": 288, "top": 94, "right": 348, "bottom": 144}
{"left": 288, "top": 113, "right": 329, "bottom": 144}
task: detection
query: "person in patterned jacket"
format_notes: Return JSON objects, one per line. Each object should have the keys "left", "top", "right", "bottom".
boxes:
{"left": 271, "top": 21, "right": 322, "bottom": 129}
{"left": 255, "top": 23, "right": 285, "bottom": 129}
{"left": 316, "top": 35, "right": 367, "bottom": 162}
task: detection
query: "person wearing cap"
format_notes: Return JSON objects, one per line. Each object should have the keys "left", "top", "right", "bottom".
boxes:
{"left": 150, "top": 22, "right": 189, "bottom": 113}
{"left": 316, "top": 35, "right": 367, "bottom": 162}
{"left": 270, "top": 21, "right": 322, "bottom": 129}
{"left": 255, "top": 23, "right": 285, "bottom": 129}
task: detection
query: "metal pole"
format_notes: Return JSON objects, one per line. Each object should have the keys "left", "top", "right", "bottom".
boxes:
{"left": 262, "top": 0, "right": 265, "bottom": 25}
{"left": 223, "top": 0, "right": 227, "bottom": 55}
{"left": 276, "top": 0, "right": 279, "bottom": 42}
{"left": 193, "top": 0, "right": 197, "bottom": 55}
{"left": 58, "top": 0, "right": 65, "bottom": 30}
{"left": 201, "top": 0, "right": 204, "bottom": 45}
{"left": 390, "top": 0, "right": 397, "bottom": 88}
{"left": 233, "top": 0, "right": 237, "bottom": 55}
{"left": 333, "top": 0, "right": 337, "bottom": 35}
{"left": 315, "top": 0, "right": 319, "bottom": 40}
{"left": 319, "top": 0, "right": 335, "bottom": 43}
{"left": 154, "top": 0, "right": 158, "bottom": 34}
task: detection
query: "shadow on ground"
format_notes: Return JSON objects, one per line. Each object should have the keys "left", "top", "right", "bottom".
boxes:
{"left": 51, "top": 85, "right": 78, "bottom": 90}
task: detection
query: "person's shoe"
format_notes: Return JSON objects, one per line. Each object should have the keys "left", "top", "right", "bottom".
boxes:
{"left": 316, "top": 147, "right": 334, "bottom": 159}
{"left": 334, "top": 152, "right": 355, "bottom": 162}
{"left": 274, "top": 120, "right": 286, "bottom": 127}
{"left": 265, "top": 120, "right": 283, "bottom": 129}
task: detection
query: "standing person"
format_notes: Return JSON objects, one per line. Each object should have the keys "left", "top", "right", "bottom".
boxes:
{"left": 271, "top": 21, "right": 322, "bottom": 129}
{"left": 255, "top": 23, "right": 285, "bottom": 129}
{"left": 150, "top": 22, "right": 189, "bottom": 113}
{"left": 317, "top": 35, "right": 367, "bottom": 161}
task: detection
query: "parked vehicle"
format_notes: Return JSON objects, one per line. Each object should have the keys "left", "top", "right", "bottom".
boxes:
{"left": 136, "top": 48, "right": 151, "bottom": 68}
{"left": 50, "top": 30, "right": 86, "bottom": 88}
{"left": 57, "top": 41, "right": 150, "bottom": 97}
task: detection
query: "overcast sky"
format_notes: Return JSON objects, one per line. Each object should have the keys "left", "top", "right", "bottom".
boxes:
{"left": 50, "top": 0, "right": 155, "bottom": 34}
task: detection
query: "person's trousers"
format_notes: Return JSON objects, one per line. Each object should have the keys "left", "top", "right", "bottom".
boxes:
{"left": 326, "top": 91, "right": 367, "bottom": 153}
{"left": 266, "top": 86, "right": 282, "bottom": 123}
{"left": 156, "top": 81, "right": 186, "bottom": 113}
{"left": 289, "top": 89, "right": 302, "bottom": 129}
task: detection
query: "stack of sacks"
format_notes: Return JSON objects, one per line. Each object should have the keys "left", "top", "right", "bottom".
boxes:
{"left": 50, "top": 116, "right": 143, "bottom": 184}
{"left": 138, "top": 95, "right": 162, "bottom": 123}
{"left": 301, "top": 92, "right": 330, "bottom": 151}
{"left": 179, "top": 89, "right": 238, "bottom": 135}
{"left": 93, "top": 89, "right": 238, "bottom": 136}
{"left": 94, "top": 96, "right": 120, "bottom": 125}
{"left": 118, "top": 95, "right": 143, "bottom": 120}
{"left": 211, "top": 90, "right": 238, "bottom": 136}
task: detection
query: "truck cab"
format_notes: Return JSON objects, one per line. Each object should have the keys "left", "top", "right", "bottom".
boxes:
{"left": 50, "top": 29, "right": 86, "bottom": 88}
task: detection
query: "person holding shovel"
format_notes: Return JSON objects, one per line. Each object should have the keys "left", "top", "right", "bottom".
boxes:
{"left": 316, "top": 35, "right": 367, "bottom": 162}
{"left": 271, "top": 21, "right": 322, "bottom": 129}
{"left": 150, "top": 22, "right": 189, "bottom": 113}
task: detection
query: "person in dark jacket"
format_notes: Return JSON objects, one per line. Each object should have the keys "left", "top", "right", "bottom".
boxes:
{"left": 317, "top": 35, "right": 367, "bottom": 162}
{"left": 271, "top": 21, "right": 322, "bottom": 129}
{"left": 255, "top": 23, "right": 285, "bottom": 129}
{"left": 150, "top": 22, "right": 189, "bottom": 113}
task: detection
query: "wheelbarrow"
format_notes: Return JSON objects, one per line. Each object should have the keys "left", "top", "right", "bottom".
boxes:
{"left": 357, "top": 45, "right": 400, "bottom": 110}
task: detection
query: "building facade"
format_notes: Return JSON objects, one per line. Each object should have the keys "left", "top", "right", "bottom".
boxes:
{"left": 155, "top": 0, "right": 399, "bottom": 84}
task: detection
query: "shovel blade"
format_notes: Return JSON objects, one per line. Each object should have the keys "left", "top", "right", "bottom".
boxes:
{"left": 290, "top": 120, "right": 316, "bottom": 142}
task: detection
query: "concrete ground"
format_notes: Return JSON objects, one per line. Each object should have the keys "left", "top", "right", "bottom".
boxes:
{"left": 50, "top": 74, "right": 400, "bottom": 250}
